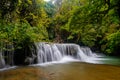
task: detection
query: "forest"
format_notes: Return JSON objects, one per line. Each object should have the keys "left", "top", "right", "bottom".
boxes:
{"left": 0, "top": 0, "right": 120, "bottom": 56}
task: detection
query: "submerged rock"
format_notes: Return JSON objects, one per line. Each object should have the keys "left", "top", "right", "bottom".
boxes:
{"left": 24, "top": 53, "right": 37, "bottom": 65}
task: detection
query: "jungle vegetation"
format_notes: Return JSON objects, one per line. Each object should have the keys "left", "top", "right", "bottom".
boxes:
{"left": 0, "top": 0, "right": 120, "bottom": 56}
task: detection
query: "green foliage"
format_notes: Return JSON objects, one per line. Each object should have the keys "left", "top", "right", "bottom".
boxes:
{"left": 106, "top": 31, "right": 120, "bottom": 54}
{"left": 44, "top": 1, "right": 56, "bottom": 17}
{"left": 47, "top": 0, "right": 120, "bottom": 55}
{"left": 0, "top": 0, "right": 49, "bottom": 51}
{"left": 0, "top": 0, "right": 120, "bottom": 56}
{"left": 0, "top": 21, "right": 48, "bottom": 49}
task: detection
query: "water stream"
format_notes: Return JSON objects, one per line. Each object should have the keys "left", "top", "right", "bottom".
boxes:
{"left": 0, "top": 43, "right": 120, "bottom": 80}
{"left": 36, "top": 43, "right": 103, "bottom": 64}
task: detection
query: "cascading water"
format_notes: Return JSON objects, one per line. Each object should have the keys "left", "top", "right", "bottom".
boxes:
{"left": 0, "top": 42, "right": 103, "bottom": 69}
{"left": 80, "top": 47, "right": 99, "bottom": 57}
{"left": 36, "top": 43, "right": 99, "bottom": 64}
{"left": 36, "top": 43, "right": 63, "bottom": 63}
{"left": 0, "top": 51, "right": 5, "bottom": 68}
{"left": 0, "top": 44, "right": 14, "bottom": 68}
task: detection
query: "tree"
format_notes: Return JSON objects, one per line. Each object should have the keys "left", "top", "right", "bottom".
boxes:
{"left": 47, "top": 0, "right": 120, "bottom": 55}
{"left": 0, "top": 0, "right": 49, "bottom": 52}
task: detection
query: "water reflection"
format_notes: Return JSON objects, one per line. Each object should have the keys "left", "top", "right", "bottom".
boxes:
{"left": 0, "top": 62, "right": 120, "bottom": 80}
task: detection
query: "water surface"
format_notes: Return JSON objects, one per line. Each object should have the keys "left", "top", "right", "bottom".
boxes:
{"left": 0, "top": 60, "right": 120, "bottom": 80}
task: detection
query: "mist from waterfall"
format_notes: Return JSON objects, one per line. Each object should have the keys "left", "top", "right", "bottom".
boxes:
{"left": 36, "top": 43, "right": 102, "bottom": 64}
{"left": 0, "top": 42, "right": 104, "bottom": 70}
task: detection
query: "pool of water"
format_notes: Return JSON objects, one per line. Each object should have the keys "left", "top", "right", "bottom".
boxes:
{"left": 0, "top": 57, "right": 120, "bottom": 80}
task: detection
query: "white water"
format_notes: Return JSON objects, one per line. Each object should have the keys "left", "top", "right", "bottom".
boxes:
{"left": 0, "top": 43, "right": 109, "bottom": 71}
{"left": 0, "top": 66, "right": 17, "bottom": 71}
{"left": 0, "top": 51, "right": 5, "bottom": 68}
{"left": 44, "top": 0, "right": 51, "bottom": 2}
{"left": 35, "top": 43, "right": 103, "bottom": 65}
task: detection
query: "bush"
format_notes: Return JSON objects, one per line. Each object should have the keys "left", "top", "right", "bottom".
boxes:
{"left": 106, "top": 31, "right": 120, "bottom": 55}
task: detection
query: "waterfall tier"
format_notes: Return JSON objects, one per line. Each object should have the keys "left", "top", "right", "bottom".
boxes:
{"left": 0, "top": 44, "right": 14, "bottom": 68}
{"left": 0, "top": 52, "right": 5, "bottom": 68}
{"left": 0, "top": 43, "right": 102, "bottom": 69}
{"left": 36, "top": 43, "right": 99, "bottom": 63}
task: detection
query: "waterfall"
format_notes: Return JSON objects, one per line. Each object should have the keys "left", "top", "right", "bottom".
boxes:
{"left": 0, "top": 42, "right": 103, "bottom": 69}
{"left": 81, "top": 47, "right": 98, "bottom": 57}
{"left": 36, "top": 43, "right": 63, "bottom": 63}
{"left": 0, "top": 44, "right": 14, "bottom": 68}
{"left": 36, "top": 43, "right": 98, "bottom": 63}
{"left": 0, "top": 51, "right": 5, "bottom": 68}
{"left": 4, "top": 44, "right": 14, "bottom": 66}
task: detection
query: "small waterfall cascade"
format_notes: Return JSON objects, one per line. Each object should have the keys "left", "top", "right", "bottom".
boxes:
{"left": 80, "top": 47, "right": 98, "bottom": 57}
{"left": 0, "top": 42, "right": 102, "bottom": 69}
{"left": 4, "top": 44, "right": 14, "bottom": 66}
{"left": 55, "top": 44, "right": 88, "bottom": 60}
{"left": 80, "top": 47, "right": 104, "bottom": 57}
{"left": 0, "top": 44, "right": 14, "bottom": 68}
{"left": 36, "top": 43, "right": 63, "bottom": 63}
{"left": 0, "top": 51, "right": 5, "bottom": 68}
{"left": 36, "top": 43, "right": 97, "bottom": 63}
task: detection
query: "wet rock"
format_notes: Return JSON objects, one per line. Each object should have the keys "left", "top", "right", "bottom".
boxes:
{"left": 14, "top": 43, "right": 37, "bottom": 65}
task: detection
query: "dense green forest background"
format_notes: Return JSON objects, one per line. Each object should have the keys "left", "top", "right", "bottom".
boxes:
{"left": 0, "top": 0, "right": 120, "bottom": 56}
